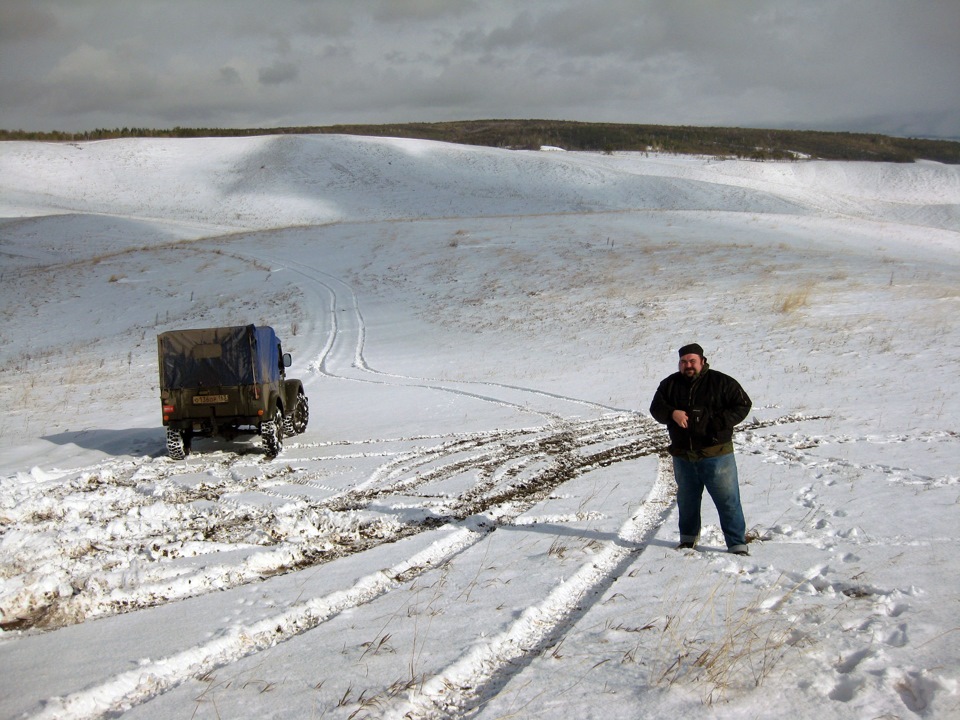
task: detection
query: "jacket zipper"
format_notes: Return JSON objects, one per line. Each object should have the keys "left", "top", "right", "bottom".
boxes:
{"left": 686, "top": 374, "right": 704, "bottom": 451}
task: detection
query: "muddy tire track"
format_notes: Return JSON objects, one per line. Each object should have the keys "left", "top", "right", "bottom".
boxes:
{"left": 23, "top": 414, "right": 670, "bottom": 720}
{"left": 0, "top": 407, "right": 822, "bottom": 634}
{"left": 1, "top": 413, "right": 664, "bottom": 631}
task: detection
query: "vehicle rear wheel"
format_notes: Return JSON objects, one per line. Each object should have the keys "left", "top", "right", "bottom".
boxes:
{"left": 284, "top": 392, "right": 309, "bottom": 435}
{"left": 261, "top": 406, "right": 284, "bottom": 458}
{"left": 166, "top": 428, "right": 187, "bottom": 460}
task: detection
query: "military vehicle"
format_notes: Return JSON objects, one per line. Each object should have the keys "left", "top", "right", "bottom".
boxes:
{"left": 157, "top": 325, "right": 309, "bottom": 459}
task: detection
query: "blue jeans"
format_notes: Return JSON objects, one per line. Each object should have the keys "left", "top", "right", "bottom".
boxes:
{"left": 673, "top": 453, "right": 747, "bottom": 552}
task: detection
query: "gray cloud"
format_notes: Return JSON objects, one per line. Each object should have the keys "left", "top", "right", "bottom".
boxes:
{"left": 219, "top": 66, "right": 243, "bottom": 86}
{"left": 259, "top": 61, "right": 299, "bottom": 86}
{"left": 0, "top": 1, "right": 59, "bottom": 42}
{"left": 0, "top": 0, "right": 957, "bottom": 138}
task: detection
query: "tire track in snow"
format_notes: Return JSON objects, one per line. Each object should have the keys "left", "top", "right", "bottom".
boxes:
{"left": 25, "top": 420, "right": 670, "bottom": 720}
{"left": 384, "top": 454, "right": 677, "bottom": 720}
{"left": 6, "top": 234, "right": 838, "bottom": 716}
{"left": 26, "top": 518, "right": 493, "bottom": 720}
{"left": 1, "top": 415, "right": 655, "bottom": 632}
{"left": 237, "top": 246, "right": 632, "bottom": 418}
{"left": 11, "top": 410, "right": 824, "bottom": 716}
{"left": 0, "top": 404, "right": 821, "bottom": 634}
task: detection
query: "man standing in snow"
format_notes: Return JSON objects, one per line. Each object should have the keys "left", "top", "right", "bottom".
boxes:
{"left": 649, "top": 343, "right": 752, "bottom": 555}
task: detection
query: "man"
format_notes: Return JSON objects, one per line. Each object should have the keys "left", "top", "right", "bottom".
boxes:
{"left": 650, "top": 343, "right": 752, "bottom": 555}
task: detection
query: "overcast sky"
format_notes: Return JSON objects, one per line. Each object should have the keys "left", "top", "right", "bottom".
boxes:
{"left": 1, "top": 0, "right": 958, "bottom": 138}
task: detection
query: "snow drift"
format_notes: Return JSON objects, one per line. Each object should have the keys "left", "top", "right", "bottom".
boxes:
{"left": 1, "top": 135, "right": 958, "bottom": 719}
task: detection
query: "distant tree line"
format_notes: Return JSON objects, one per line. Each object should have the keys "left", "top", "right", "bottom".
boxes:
{"left": 1, "top": 120, "right": 957, "bottom": 164}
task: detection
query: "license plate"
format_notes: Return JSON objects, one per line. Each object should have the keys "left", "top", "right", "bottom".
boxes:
{"left": 192, "top": 394, "right": 228, "bottom": 405}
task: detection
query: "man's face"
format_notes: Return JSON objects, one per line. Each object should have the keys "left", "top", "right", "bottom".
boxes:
{"left": 679, "top": 353, "right": 704, "bottom": 377}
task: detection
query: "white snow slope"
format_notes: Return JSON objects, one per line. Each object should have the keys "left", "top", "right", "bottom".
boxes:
{"left": 1, "top": 134, "right": 958, "bottom": 719}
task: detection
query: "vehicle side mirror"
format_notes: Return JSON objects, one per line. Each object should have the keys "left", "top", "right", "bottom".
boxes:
{"left": 282, "top": 353, "right": 292, "bottom": 368}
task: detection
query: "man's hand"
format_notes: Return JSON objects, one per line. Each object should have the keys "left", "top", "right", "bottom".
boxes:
{"left": 672, "top": 409, "right": 689, "bottom": 428}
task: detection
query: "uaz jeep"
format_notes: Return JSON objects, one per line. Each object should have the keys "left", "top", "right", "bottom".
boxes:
{"left": 157, "top": 325, "right": 309, "bottom": 459}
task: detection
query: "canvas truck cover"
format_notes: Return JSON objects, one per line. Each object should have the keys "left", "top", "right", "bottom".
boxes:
{"left": 158, "top": 325, "right": 281, "bottom": 390}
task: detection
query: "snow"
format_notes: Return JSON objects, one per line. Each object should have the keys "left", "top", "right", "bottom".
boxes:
{"left": 1, "top": 134, "right": 958, "bottom": 719}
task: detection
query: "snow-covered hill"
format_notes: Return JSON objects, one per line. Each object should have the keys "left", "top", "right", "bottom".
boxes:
{"left": 1, "top": 136, "right": 958, "bottom": 719}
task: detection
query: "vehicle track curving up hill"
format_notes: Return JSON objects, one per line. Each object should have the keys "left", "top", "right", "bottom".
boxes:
{"left": 5, "top": 242, "right": 830, "bottom": 720}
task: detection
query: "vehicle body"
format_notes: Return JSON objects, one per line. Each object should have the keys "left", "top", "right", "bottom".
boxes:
{"left": 157, "top": 325, "right": 309, "bottom": 459}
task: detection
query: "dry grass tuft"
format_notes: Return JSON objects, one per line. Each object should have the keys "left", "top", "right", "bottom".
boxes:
{"left": 652, "top": 574, "right": 803, "bottom": 705}
{"left": 774, "top": 283, "right": 814, "bottom": 314}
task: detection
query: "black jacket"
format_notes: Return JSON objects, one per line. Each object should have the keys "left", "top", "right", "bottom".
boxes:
{"left": 649, "top": 365, "right": 752, "bottom": 455}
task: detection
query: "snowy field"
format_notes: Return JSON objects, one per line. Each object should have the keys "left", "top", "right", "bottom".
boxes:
{"left": 0, "top": 135, "right": 958, "bottom": 719}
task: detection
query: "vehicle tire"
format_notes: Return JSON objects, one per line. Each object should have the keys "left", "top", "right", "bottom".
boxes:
{"left": 166, "top": 428, "right": 187, "bottom": 460}
{"left": 261, "top": 406, "right": 284, "bottom": 458}
{"left": 284, "top": 392, "right": 309, "bottom": 436}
